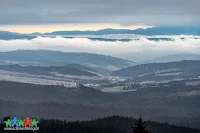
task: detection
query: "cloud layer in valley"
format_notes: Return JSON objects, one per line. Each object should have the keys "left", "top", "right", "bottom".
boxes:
{"left": 0, "top": 35, "right": 200, "bottom": 61}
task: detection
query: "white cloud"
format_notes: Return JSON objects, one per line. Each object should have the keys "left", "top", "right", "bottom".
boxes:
{"left": 0, "top": 36, "right": 200, "bottom": 57}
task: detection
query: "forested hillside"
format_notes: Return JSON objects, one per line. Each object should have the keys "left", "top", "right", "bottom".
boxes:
{"left": 0, "top": 64, "right": 97, "bottom": 76}
{"left": 112, "top": 60, "right": 200, "bottom": 77}
{"left": 1, "top": 116, "right": 199, "bottom": 133}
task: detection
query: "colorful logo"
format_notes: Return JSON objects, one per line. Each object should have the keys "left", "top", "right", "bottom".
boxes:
{"left": 4, "top": 117, "right": 39, "bottom": 131}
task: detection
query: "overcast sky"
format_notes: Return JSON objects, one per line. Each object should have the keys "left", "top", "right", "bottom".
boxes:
{"left": 0, "top": 0, "right": 199, "bottom": 28}
{"left": 0, "top": 0, "right": 199, "bottom": 60}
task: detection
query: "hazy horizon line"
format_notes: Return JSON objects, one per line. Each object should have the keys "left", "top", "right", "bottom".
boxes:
{"left": 0, "top": 24, "right": 153, "bottom": 34}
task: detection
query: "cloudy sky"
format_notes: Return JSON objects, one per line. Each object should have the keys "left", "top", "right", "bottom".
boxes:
{"left": 0, "top": 0, "right": 200, "bottom": 61}
{"left": 0, "top": 0, "right": 200, "bottom": 33}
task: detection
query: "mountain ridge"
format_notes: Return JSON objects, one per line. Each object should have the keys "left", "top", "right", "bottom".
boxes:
{"left": 112, "top": 60, "right": 200, "bottom": 77}
{"left": 142, "top": 53, "right": 200, "bottom": 64}
{"left": 0, "top": 50, "right": 136, "bottom": 72}
{"left": 42, "top": 26, "right": 200, "bottom": 35}
{"left": 0, "top": 26, "right": 200, "bottom": 38}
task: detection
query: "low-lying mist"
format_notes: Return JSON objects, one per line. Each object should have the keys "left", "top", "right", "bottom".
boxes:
{"left": 0, "top": 35, "right": 199, "bottom": 59}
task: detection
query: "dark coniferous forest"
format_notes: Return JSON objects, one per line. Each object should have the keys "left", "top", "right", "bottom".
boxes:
{"left": 0, "top": 116, "right": 200, "bottom": 133}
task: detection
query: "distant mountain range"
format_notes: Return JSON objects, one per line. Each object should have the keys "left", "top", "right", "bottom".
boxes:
{"left": 0, "top": 30, "right": 35, "bottom": 40}
{"left": 0, "top": 50, "right": 135, "bottom": 72}
{"left": 0, "top": 26, "right": 200, "bottom": 40}
{"left": 43, "top": 26, "right": 200, "bottom": 36}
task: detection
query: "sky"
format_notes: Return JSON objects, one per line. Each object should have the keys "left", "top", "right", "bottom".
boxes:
{"left": 0, "top": 0, "right": 200, "bottom": 33}
{"left": 0, "top": 0, "right": 199, "bottom": 61}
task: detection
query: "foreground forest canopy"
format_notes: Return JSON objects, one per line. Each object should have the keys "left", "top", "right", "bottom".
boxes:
{"left": 0, "top": 80, "right": 200, "bottom": 129}
{"left": 0, "top": 116, "right": 200, "bottom": 133}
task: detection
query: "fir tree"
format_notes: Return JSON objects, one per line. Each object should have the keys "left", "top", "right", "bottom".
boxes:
{"left": 131, "top": 115, "right": 150, "bottom": 133}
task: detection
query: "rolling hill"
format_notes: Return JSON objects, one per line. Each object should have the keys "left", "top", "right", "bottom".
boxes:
{"left": 0, "top": 64, "right": 97, "bottom": 76}
{"left": 112, "top": 60, "right": 200, "bottom": 77}
{"left": 143, "top": 54, "right": 200, "bottom": 64}
{"left": 0, "top": 81, "right": 200, "bottom": 129}
{"left": 0, "top": 50, "right": 135, "bottom": 72}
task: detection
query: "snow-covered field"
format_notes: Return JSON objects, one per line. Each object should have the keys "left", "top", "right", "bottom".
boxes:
{"left": 50, "top": 72, "right": 103, "bottom": 80}
{"left": 169, "top": 90, "right": 200, "bottom": 97}
{"left": 0, "top": 70, "right": 76, "bottom": 87}
{"left": 101, "top": 86, "right": 137, "bottom": 93}
{"left": 185, "top": 81, "right": 200, "bottom": 86}
{"left": 139, "top": 78, "right": 185, "bottom": 84}
{"left": 156, "top": 72, "right": 183, "bottom": 76}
